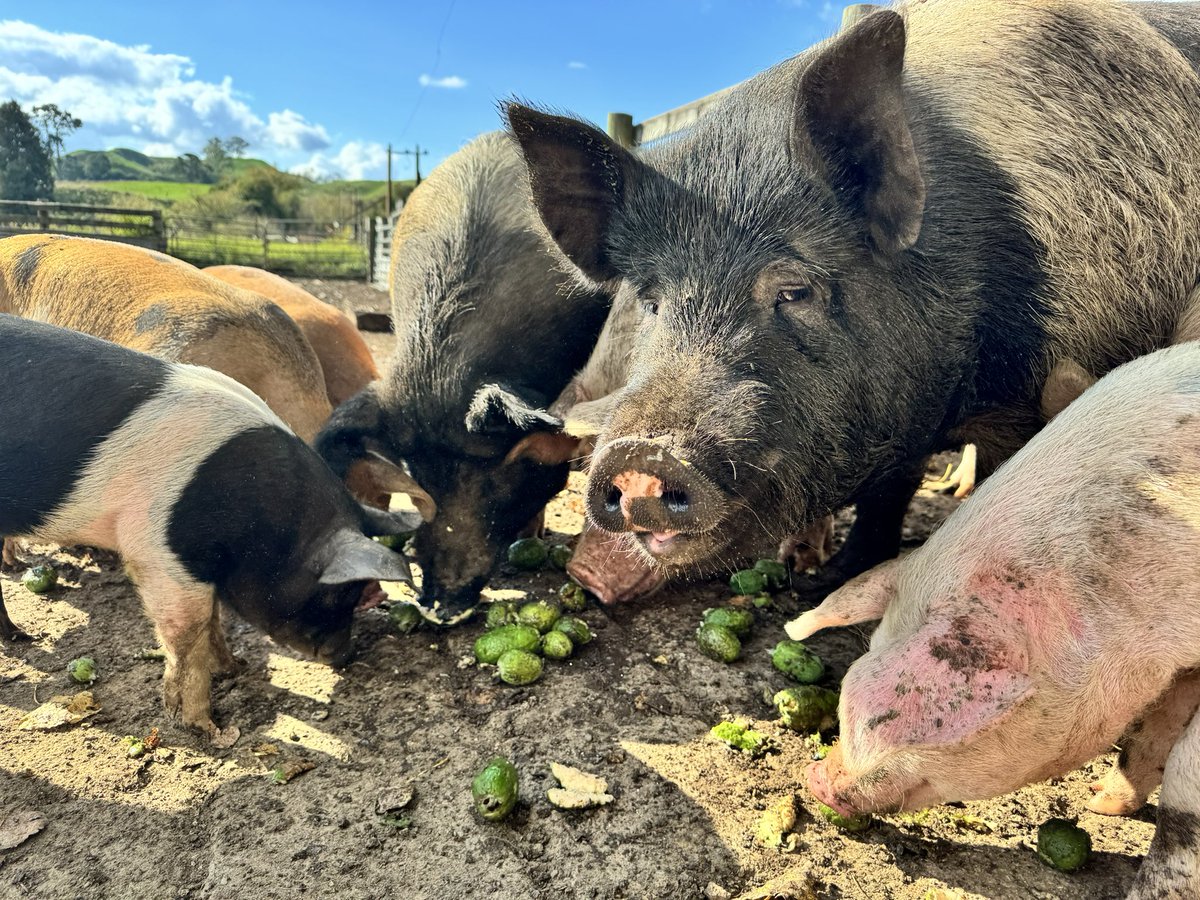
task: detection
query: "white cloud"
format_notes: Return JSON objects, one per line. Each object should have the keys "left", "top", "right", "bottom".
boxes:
{"left": 0, "top": 19, "right": 332, "bottom": 163}
{"left": 567, "top": 61, "right": 587, "bottom": 70}
{"left": 418, "top": 73, "right": 467, "bottom": 89}
{"left": 293, "top": 140, "right": 387, "bottom": 181}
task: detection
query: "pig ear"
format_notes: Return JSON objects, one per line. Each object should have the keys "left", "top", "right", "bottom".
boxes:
{"left": 317, "top": 528, "right": 414, "bottom": 586}
{"left": 785, "top": 558, "right": 900, "bottom": 641}
{"left": 1040, "top": 359, "right": 1096, "bottom": 421}
{"left": 505, "top": 432, "right": 583, "bottom": 466}
{"left": 793, "top": 10, "right": 925, "bottom": 253}
{"left": 354, "top": 451, "right": 437, "bottom": 523}
{"left": 466, "top": 383, "right": 561, "bottom": 435}
{"left": 505, "top": 102, "right": 634, "bottom": 283}
{"left": 843, "top": 618, "right": 1034, "bottom": 749}
{"left": 359, "top": 503, "right": 424, "bottom": 537}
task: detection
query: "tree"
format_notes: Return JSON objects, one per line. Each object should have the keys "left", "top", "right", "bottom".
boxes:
{"left": 0, "top": 100, "right": 54, "bottom": 200}
{"left": 203, "top": 137, "right": 227, "bottom": 176}
{"left": 224, "top": 136, "right": 249, "bottom": 158}
{"left": 172, "top": 152, "right": 209, "bottom": 183}
{"left": 82, "top": 152, "right": 111, "bottom": 180}
{"left": 31, "top": 103, "right": 82, "bottom": 162}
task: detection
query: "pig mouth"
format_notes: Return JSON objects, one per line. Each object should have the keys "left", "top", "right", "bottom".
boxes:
{"left": 808, "top": 759, "right": 933, "bottom": 816}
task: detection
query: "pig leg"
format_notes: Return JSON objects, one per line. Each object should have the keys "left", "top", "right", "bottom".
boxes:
{"left": 1, "top": 537, "right": 19, "bottom": 568}
{"left": 0, "top": 580, "right": 31, "bottom": 642}
{"left": 149, "top": 581, "right": 239, "bottom": 747}
{"left": 1090, "top": 668, "right": 1200, "bottom": 816}
{"left": 785, "top": 558, "right": 901, "bottom": 641}
{"left": 207, "top": 604, "right": 239, "bottom": 675}
{"left": 1128, "top": 709, "right": 1200, "bottom": 900}
{"left": 517, "top": 509, "right": 545, "bottom": 540}
{"left": 920, "top": 444, "right": 977, "bottom": 498}
{"left": 779, "top": 515, "right": 836, "bottom": 573}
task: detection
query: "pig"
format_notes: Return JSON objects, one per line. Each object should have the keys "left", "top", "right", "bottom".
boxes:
{"left": 506, "top": 0, "right": 1200, "bottom": 596}
{"left": 786, "top": 343, "right": 1200, "bottom": 899}
{"left": 202, "top": 265, "right": 380, "bottom": 407}
{"left": 316, "top": 131, "right": 610, "bottom": 623}
{"left": 0, "top": 315, "right": 419, "bottom": 744}
{"left": 0, "top": 234, "right": 332, "bottom": 442}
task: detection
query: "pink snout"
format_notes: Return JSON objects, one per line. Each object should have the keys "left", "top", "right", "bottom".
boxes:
{"left": 806, "top": 748, "right": 862, "bottom": 818}
{"left": 567, "top": 526, "right": 667, "bottom": 605}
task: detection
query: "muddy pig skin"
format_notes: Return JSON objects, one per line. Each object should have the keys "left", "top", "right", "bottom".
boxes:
{"left": 316, "top": 132, "right": 610, "bottom": 623}
{"left": 507, "top": 0, "right": 1200, "bottom": 597}
{"left": 0, "top": 234, "right": 331, "bottom": 442}
{"left": 202, "top": 265, "right": 380, "bottom": 407}
{"left": 787, "top": 343, "right": 1200, "bottom": 900}
{"left": 0, "top": 316, "right": 419, "bottom": 744}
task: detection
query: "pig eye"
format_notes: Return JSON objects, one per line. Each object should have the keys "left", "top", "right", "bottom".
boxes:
{"left": 775, "top": 286, "right": 814, "bottom": 306}
{"left": 640, "top": 296, "right": 660, "bottom": 315}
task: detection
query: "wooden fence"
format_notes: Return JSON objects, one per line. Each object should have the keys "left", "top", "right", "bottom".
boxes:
{"left": 167, "top": 215, "right": 369, "bottom": 278}
{"left": 608, "top": 3, "right": 880, "bottom": 148}
{"left": 0, "top": 200, "right": 165, "bottom": 251}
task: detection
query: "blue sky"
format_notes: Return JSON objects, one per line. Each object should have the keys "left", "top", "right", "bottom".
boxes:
{"left": 0, "top": 1, "right": 843, "bottom": 179}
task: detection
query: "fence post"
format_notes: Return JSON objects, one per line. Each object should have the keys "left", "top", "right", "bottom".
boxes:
{"left": 149, "top": 209, "right": 166, "bottom": 251}
{"left": 36, "top": 205, "right": 49, "bottom": 233}
{"left": 260, "top": 219, "right": 270, "bottom": 269}
{"left": 606, "top": 113, "right": 635, "bottom": 148}
{"left": 366, "top": 215, "right": 376, "bottom": 285}
{"left": 841, "top": 3, "right": 880, "bottom": 29}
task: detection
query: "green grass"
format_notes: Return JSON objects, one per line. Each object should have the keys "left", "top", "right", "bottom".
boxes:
{"left": 60, "top": 180, "right": 214, "bottom": 202}
{"left": 168, "top": 232, "right": 367, "bottom": 278}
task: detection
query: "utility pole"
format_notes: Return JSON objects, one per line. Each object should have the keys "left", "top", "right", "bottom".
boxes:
{"left": 385, "top": 143, "right": 393, "bottom": 219}
{"left": 398, "top": 144, "right": 429, "bottom": 187}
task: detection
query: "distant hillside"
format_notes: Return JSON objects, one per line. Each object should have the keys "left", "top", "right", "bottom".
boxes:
{"left": 59, "top": 148, "right": 271, "bottom": 183}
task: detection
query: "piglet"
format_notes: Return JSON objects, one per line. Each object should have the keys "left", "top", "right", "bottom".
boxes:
{"left": 0, "top": 315, "right": 420, "bottom": 745}
{"left": 787, "top": 344, "right": 1200, "bottom": 899}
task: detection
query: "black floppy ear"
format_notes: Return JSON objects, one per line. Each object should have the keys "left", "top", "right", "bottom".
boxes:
{"left": 505, "top": 102, "right": 636, "bottom": 283}
{"left": 792, "top": 10, "right": 925, "bottom": 253}
{"left": 465, "top": 383, "right": 562, "bottom": 435}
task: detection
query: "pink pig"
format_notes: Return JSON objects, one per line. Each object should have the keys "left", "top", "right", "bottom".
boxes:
{"left": 787, "top": 344, "right": 1200, "bottom": 899}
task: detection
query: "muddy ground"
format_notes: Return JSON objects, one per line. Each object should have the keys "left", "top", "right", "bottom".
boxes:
{"left": 0, "top": 280, "right": 1155, "bottom": 900}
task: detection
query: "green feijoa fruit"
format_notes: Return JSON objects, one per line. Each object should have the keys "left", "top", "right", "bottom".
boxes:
{"left": 729, "top": 569, "right": 767, "bottom": 596}
{"left": 22, "top": 564, "right": 57, "bottom": 594}
{"left": 497, "top": 649, "right": 543, "bottom": 686}
{"left": 753, "top": 558, "right": 789, "bottom": 590}
{"left": 540, "top": 631, "right": 574, "bottom": 660}
{"left": 770, "top": 640, "right": 825, "bottom": 684}
{"left": 554, "top": 616, "right": 593, "bottom": 646}
{"left": 67, "top": 657, "right": 97, "bottom": 684}
{"left": 817, "top": 802, "right": 872, "bottom": 833}
{"left": 473, "top": 624, "right": 541, "bottom": 665}
{"left": 374, "top": 533, "right": 412, "bottom": 550}
{"left": 547, "top": 543, "right": 572, "bottom": 570}
{"left": 1037, "top": 818, "right": 1092, "bottom": 872}
{"left": 485, "top": 601, "right": 518, "bottom": 629}
{"left": 701, "top": 606, "right": 754, "bottom": 638}
{"left": 507, "top": 537, "right": 547, "bottom": 571}
{"left": 517, "top": 599, "right": 561, "bottom": 634}
{"left": 558, "top": 582, "right": 588, "bottom": 612}
{"left": 388, "top": 603, "right": 423, "bottom": 634}
{"left": 752, "top": 593, "right": 773, "bottom": 609}
{"left": 471, "top": 756, "right": 519, "bottom": 821}
{"left": 773, "top": 686, "right": 839, "bottom": 733}
{"left": 710, "top": 720, "right": 768, "bottom": 755}
{"left": 696, "top": 623, "right": 741, "bottom": 663}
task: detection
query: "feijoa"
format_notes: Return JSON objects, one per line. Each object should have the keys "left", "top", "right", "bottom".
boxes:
{"left": 701, "top": 606, "right": 754, "bottom": 637}
{"left": 485, "top": 601, "right": 518, "bottom": 629}
{"left": 517, "top": 599, "right": 561, "bottom": 633}
{"left": 710, "top": 720, "right": 769, "bottom": 754}
{"left": 507, "top": 537, "right": 547, "bottom": 570}
{"left": 375, "top": 533, "right": 411, "bottom": 550}
{"left": 696, "top": 623, "right": 741, "bottom": 663}
{"left": 1037, "top": 818, "right": 1091, "bottom": 872}
{"left": 729, "top": 569, "right": 767, "bottom": 596}
{"left": 541, "top": 631, "right": 573, "bottom": 660}
{"left": 770, "top": 640, "right": 825, "bottom": 683}
{"left": 774, "top": 686, "right": 839, "bottom": 732}
{"left": 558, "top": 582, "right": 588, "bottom": 612}
{"left": 22, "top": 564, "right": 57, "bottom": 594}
{"left": 554, "top": 616, "right": 593, "bottom": 645}
{"left": 817, "top": 802, "right": 872, "bottom": 832}
{"left": 497, "top": 649, "right": 543, "bottom": 686}
{"left": 548, "top": 543, "right": 572, "bottom": 570}
{"left": 753, "top": 558, "right": 789, "bottom": 590}
{"left": 388, "top": 603, "right": 423, "bottom": 634}
{"left": 472, "top": 756, "right": 519, "bottom": 821}
{"left": 473, "top": 624, "right": 541, "bottom": 664}
{"left": 67, "top": 657, "right": 97, "bottom": 685}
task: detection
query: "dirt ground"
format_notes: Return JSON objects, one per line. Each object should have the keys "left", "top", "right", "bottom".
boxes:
{"left": 0, "top": 281, "right": 1155, "bottom": 900}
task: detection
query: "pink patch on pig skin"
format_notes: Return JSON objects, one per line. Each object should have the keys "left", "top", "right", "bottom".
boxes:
{"left": 611, "top": 471, "right": 664, "bottom": 523}
{"left": 356, "top": 580, "right": 387, "bottom": 611}
{"left": 567, "top": 526, "right": 666, "bottom": 604}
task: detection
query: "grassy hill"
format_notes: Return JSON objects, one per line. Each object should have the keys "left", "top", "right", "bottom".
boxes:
{"left": 61, "top": 148, "right": 271, "bottom": 182}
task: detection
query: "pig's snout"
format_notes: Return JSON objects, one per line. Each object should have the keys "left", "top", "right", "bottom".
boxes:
{"left": 315, "top": 630, "right": 355, "bottom": 668}
{"left": 587, "top": 439, "right": 723, "bottom": 548}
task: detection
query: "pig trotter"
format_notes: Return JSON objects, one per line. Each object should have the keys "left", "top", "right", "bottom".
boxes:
{"left": 0, "top": 585, "right": 31, "bottom": 642}
{"left": 1, "top": 537, "right": 19, "bottom": 569}
{"left": 1128, "top": 709, "right": 1200, "bottom": 900}
{"left": 1090, "top": 669, "right": 1200, "bottom": 817}
{"left": 779, "top": 515, "right": 836, "bottom": 573}
{"left": 921, "top": 444, "right": 977, "bottom": 498}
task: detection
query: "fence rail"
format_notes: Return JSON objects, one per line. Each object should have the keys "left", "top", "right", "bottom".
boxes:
{"left": 368, "top": 208, "right": 401, "bottom": 290}
{"left": 166, "top": 215, "right": 369, "bottom": 278}
{"left": 0, "top": 200, "right": 165, "bottom": 251}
